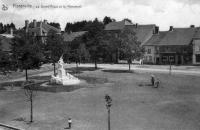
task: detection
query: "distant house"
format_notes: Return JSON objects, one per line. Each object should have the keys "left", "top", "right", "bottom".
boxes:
{"left": 143, "top": 26, "right": 199, "bottom": 65}
{"left": 25, "top": 19, "right": 61, "bottom": 43}
{"left": 104, "top": 20, "right": 158, "bottom": 62}
{"left": 192, "top": 28, "right": 200, "bottom": 64}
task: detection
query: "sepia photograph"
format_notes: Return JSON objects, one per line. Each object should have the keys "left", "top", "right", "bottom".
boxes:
{"left": 1, "top": 0, "right": 200, "bottom": 129}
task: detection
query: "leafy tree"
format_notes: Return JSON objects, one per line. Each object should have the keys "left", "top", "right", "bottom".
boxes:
{"left": 45, "top": 31, "right": 64, "bottom": 76}
{"left": 78, "top": 43, "right": 90, "bottom": 63}
{"left": 0, "top": 23, "right": 4, "bottom": 33}
{"left": 84, "top": 18, "right": 104, "bottom": 69}
{"left": 103, "top": 16, "right": 115, "bottom": 25}
{"left": 118, "top": 28, "right": 144, "bottom": 71}
{"left": 65, "top": 20, "right": 88, "bottom": 32}
{"left": 0, "top": 51, "right": 13, "bottom": 75}
{"left": 49, "top": 22, "right": 61, "bottom": 29}
{"left": 12, "top": 33, "right": 44, "bottom": 81}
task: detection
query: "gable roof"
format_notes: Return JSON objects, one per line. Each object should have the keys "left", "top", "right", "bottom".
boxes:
{"left": 159, "top": 28, "right": 196, "bottom": 46}
{"left": 63, "top": 31, "right": 87, "bottom": 42}
{"left": 131, "top": 24, "right": 156, "bottom": 45}
{"left": 143, "top": 31, "right": 168, "bottom": 46}
{"left": 28, "top": 21, "right": 61, "bottom": 35}
{"left": 105, "top": 21, "right": 155, "bottom": 45}
{"left": 104, "top": 20, "right": 133, "bottom": 31}
{"left": 144, "top": 28, "right": 197, "bottom": 46}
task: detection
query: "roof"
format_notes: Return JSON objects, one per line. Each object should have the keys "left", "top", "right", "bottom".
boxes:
{"left": 159, "top": 28, "right": 196, "bottom": 46}
{"left": 144, "top": 28, "right": 197, "bottom": 46}
{"left": 143, "top": 31, "right": 168, "bottom": 46}
{"left": 0, "top": 35, "right": 12, "bottom": 52}
{"left": 105, "top": 20, "right": 155, "bottom": 45}
{"left": 28, "top": 21, "right": 61, "bottom": 35}
{"left": 104, "top": 20, "right": 133, "bottom": 31}
{"left": 63, "top": 31, "right": 87, "bottom": 42}
{"left": 131, "top": 24, "right": 156, "bottom": 45}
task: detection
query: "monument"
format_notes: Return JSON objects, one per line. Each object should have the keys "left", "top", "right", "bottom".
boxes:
{"left": 51, "top": 56, "right": 80, "bottom": 85}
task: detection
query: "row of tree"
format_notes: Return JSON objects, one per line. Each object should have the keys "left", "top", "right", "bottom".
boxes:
{"left": 0, "top": 17, "right": 144, "bottom": 80}
{"left": 65, "top": 17, "right": 143, "bottom": 69}
{"left": 0, "top": 22, "right": 16, "bottom": 33}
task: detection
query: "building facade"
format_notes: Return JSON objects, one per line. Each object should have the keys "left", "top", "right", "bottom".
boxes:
{"left": 143, "top": 26, "right": 199, "bottom": 65}
{"left": 25, "top": 19, "right": 61, "bottom": 44}
{"left": 104, "top": 20, "right": 158, "bottom": 63}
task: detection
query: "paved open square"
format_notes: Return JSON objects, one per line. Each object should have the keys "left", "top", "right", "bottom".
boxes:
{"left": 1, "top": 66, "right": 200, "bottom": 130}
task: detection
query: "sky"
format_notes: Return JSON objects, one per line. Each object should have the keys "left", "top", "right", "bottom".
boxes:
{"left": 1, "top": 0, "right": 200, "bottom": 31}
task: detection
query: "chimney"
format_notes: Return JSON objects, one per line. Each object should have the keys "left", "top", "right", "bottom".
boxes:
{"left": 25, "top": 20, "right": 29, "bottom": 28}
{"left": 169, "top": 26, "right": 173, "bottom": 31}
{"left": 154, "top": 26, "right": 159, "bottom": 34}
{"left": 135, "top": 23, "right": 138, "bottom": 28}
{"left": 33, "top": 19, "right": 37, "bottom": 28}
{"left": 190, "top": 25, "right": 195, "bottom": 28}
{"left": 44, "top": 20, "right": 47, "bottom": 24}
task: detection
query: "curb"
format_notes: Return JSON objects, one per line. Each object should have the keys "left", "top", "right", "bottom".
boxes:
{"left": 0, "top": 123, "right": 24, "bottom": 130}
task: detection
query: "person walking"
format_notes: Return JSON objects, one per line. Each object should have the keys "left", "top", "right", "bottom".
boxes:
{"left": 151, "top": 74, "right": 155, "bottom": 86}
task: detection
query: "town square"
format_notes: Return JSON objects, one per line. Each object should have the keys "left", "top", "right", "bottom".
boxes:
{"left": 1, "top": 0, "right": 200, "bottom": 129}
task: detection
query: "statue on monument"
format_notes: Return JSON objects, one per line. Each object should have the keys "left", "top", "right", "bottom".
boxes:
{"left": 50, "top": 55, "right": 80, "bottom": 85}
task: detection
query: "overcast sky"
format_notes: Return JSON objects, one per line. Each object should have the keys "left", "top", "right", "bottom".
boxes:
{"left": 1, "top": 0, "right": 200, "bottom": 31}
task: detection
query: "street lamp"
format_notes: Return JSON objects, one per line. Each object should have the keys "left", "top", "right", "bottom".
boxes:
{"left": 105, "top": 94, "right": 112, "bottom": 130}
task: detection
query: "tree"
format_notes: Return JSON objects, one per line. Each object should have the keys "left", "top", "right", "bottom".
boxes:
{"left": 12, "top": 33, "right": 44, "bottom": 81}
{"left": 105, "top": 94, "right": 112, "bottom": 130}
{"left": 45, "top": 31, "right": 64, "bottom": 76}
{"left": 49, "top": 22, "right": 61, "bottom": 29}
{"left": 23, "top": 81, "right": 46, "bottom": 123}
{"left": 84, "top": 18, "right": 104, "bottom": 69}
{"left": 118, "top": 28, "right": 144, "bottom": 71}
{"left": 103, "top": 16, "right": 115, "bottom": 25}
{"left": 64, "top": 20, "right": 88, "bottom": 32}
{"left": 24, "top": 81, "right": 36, "bottom": 123}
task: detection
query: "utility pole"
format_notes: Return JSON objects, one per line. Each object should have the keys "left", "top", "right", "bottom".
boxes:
{"left": 169, "top": 59, "right": 172, "bottom": 75}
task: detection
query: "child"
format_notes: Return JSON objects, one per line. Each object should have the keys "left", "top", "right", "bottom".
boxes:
{"left": 68, "top": 118, "right": 72, "bottom": 129}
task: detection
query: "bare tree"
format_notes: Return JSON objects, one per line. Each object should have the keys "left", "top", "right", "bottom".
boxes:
{"left": 23, "top": 81, "right": 38, "bottom": 123}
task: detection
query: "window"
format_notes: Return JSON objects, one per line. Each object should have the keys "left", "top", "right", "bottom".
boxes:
{"left": 169, "top": 56, "right": 174, "bottom": 62}
{"left": 162, "top": 56, "right": 168, "bottom": 62}
{"left": 147, "top": 49, "right": 151, "bottom": 54}
{"left": 196, "top": 54, "right": 200, "bottom": 62}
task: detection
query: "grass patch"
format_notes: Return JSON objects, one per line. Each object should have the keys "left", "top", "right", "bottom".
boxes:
{"left": 77, "top": 75, "right": 108, "bottom": 84}
{"left": 33, "top": 84, "right": 84, "bottom": 93}
{"left": 102, "top": 69, "right": 134, "bottom": 73}
{"left": 66, "top": 67, "right": 101, "bottom": 74}
{"left": 29, "top": 76, "right": 51, "bottom": 80}
{"left": 25, "top": 75, "right": 109, "bottom": 93}
{"left": 0, "top": 81, "right": 25, "bottom": 87}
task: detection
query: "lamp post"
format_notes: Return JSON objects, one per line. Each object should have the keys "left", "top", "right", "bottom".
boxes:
{"left": 105, "top": 94, "right": 112, "bottom": 130}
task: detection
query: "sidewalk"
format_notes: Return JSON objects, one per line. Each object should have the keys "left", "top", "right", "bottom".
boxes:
{"left": 79, "top": 63, "right": 200, "bottom": 76}
{"left": 1, "top": 63, "right": 200, "bottom": 83}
